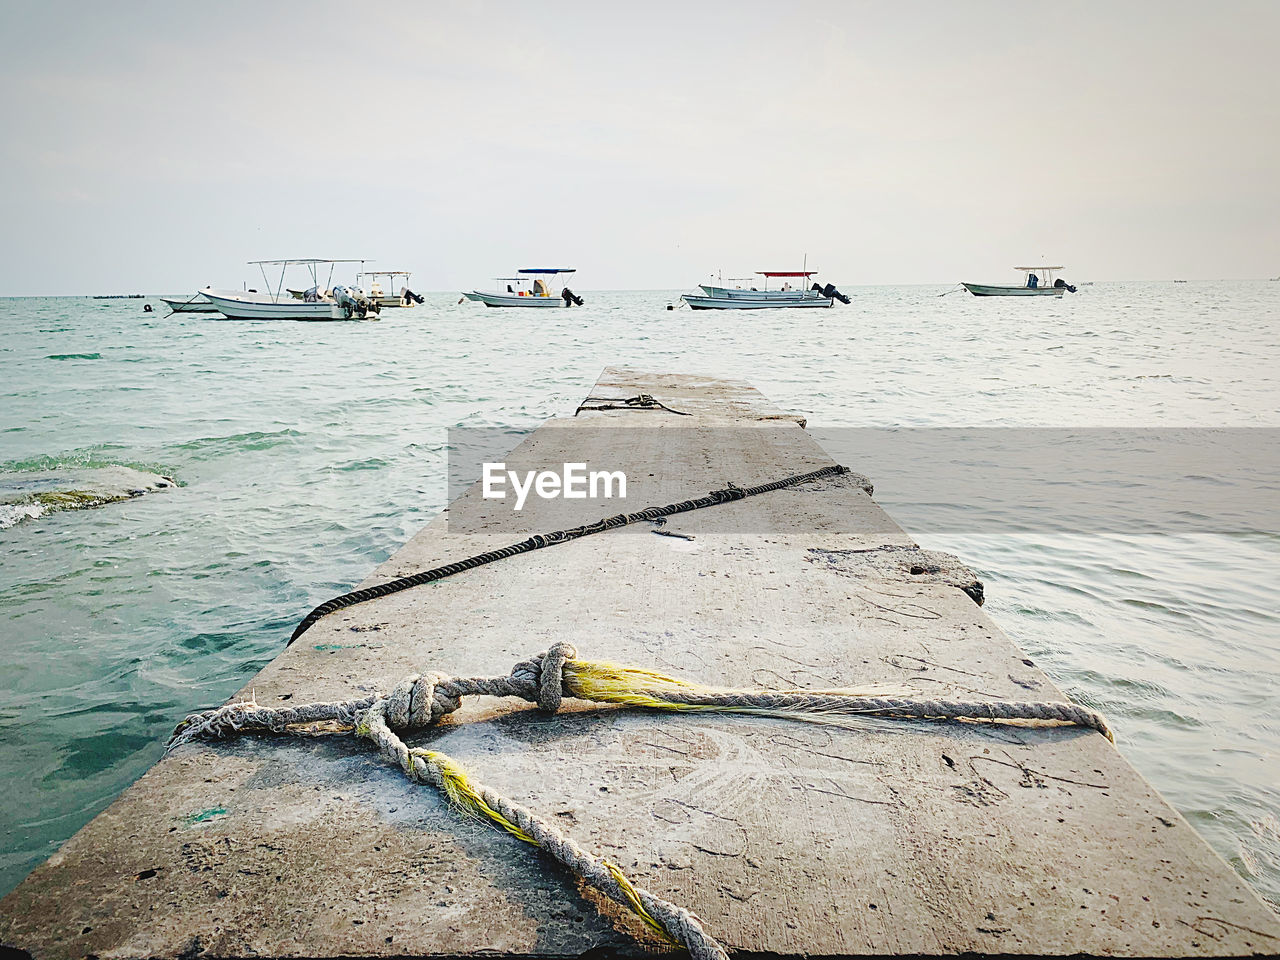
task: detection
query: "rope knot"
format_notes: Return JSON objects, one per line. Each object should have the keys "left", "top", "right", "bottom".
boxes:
{"left": 386, "top": 671, "right": 460, "bottom": 729}
{"left": 537, "top": 642, "right": 577, "bottom": 713}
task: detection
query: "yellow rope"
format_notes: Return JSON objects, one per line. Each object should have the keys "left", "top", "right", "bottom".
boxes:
{"left": 415, "top": 749, "right": 536, "bottom": 844}
{"left": 414, "top": 747, "right": 678, "bottom": 944}
{"left": 563, "top": 658, "right": 917, "bottom": 724}
{"left": 565, "top": 659, "right": 703, "bottom": 710}
{"left": 602, "top": 858, "right": 681, "bottom": 944}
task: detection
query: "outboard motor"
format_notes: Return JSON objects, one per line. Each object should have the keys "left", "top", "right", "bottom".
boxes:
{"left": 1053, "top": 278, "right": 1077, "bottom": 293}
{"left": 331, "top": 284, "right": 354, "bottom": 318}
{"left": 821, "top": 283, "right": 852, "bottom": 304}
{"left": 356, "top": 288, "right": 380, "bottom": 319}
{"left": 561, "top": 287, "right": 584, "bottom": 307}
{"left": 401, "top": 287, "right": 425, "bottom": 305}
{"left": 332, "top": 285, "right": 381, "bottom": 320}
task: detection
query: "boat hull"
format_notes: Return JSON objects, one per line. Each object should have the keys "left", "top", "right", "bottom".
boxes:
{"left": 962, "top": 283, "right": 1064, "bottom": 297}
{"left": 373, "top": 295, "right": 416, "bottom": 308}
{"left": 698, "top": 285, "right": 819, "bottom": 300}
{"left": 682, "top": 294, "right": 833, "bottom": 310}
{"left": 200, "top": 289, "right": 370, "bottom": 321}
{"left": 464, "top": 291, "right": 565, "bottom": 308}
{"left": 160, "top": 296, "right": 221, "bottom": 313}
{"left": 287, "top": 289, "right": 411, "bottom": 308}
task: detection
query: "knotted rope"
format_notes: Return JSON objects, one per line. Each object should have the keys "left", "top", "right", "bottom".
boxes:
{"left": 290, "top": 464, "right": 853, "bottom": 643}
{"left": 574, "top": 393, "right": 692, "bottom": 416}
{"left": 171, "top": 644, "right": 1112, "bottom": 958}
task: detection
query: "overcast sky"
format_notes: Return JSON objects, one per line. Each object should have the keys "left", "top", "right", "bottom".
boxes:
{"left": 1, "top": 0, "right": 1277, "bottom": 294}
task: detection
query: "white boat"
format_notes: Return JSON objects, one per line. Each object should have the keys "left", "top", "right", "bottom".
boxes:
{"left": 682, "top": 271, "right": 850, "bottom": 310}
{"left": 464, "top": 268, "right": 584, "bottom": 308}
{"left": 962, "top": 266, "right": 1076, "bottom": 297}
{"left": 159, "top": 294, "right": 221, "bottom": 313}
{"left": 201, "top": 260, "right": 381, "bottom": 321}
{"left": 683, "top": 293, "right": 835, "bottom": 310}
{"left": 357, "top": 270, "right": 425, "bottom": 309}
{"left": 699, "top": 286, "right": 813, "bottom": 299}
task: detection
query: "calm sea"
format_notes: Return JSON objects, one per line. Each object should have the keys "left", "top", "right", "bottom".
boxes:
{"left": 1, "top": 282, "right": 1277, "bottom": 910}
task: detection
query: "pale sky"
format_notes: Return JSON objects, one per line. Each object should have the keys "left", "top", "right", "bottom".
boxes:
{"left": 1, "top": 0, "right": 1277, "bottom": 294}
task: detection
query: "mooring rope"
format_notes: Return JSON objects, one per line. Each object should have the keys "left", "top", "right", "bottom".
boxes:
{"left": 171, "top": 643, "right": 1113, "bottom": 959}
{"left": 573, "top": 393, "right": 692, "bottom": 416}
{"left": 162, "top": 290, "right": 204, "bottom": 318}
{"left": 289, "top": 463, "right": 850, "bottom": 643}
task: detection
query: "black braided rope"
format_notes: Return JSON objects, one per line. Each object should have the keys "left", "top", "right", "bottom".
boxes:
{"left": 573, "top": 394, "right": 692, "bottom": 416}
{"left": 289, "top": 463, "right": 850, "bottom": 644}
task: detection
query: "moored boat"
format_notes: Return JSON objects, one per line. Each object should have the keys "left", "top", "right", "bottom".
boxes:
{"left": 682, "top": 271, "right": 850, "bottom": 310}
{"left": 357, "top": 270, "right": 425, "bottom": 309}
{"left": 962, "top": 266, "right": 1076, "bottom": 297}
{"left": 202, "top": 260, "right": 381, "bottom": 321}
{"left": 683, "top": 293, "right": 836, "bottom": 310}
{"left": 464, "top": 268, "right": 584, "bottom": 308}
{"left": 159, "top": 294, "right": 221, "bottom": 313}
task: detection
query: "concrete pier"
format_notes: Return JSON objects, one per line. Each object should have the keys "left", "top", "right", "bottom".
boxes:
{"left": 3, "top": 368, "right": 1278, "bottom": 958}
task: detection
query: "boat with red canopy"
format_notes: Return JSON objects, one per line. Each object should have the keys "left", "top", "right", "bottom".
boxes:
{"left": 683, "top": 270, "right": 850, "bottom": 309}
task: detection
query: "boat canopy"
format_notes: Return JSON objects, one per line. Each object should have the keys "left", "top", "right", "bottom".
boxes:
{"left": 758, "top": 271, "right": 817, "bottom": 277}
{"left": 245, "top": 259, "right": 369, "bottom": 304}
{"left": 1015, "top": 266, "right": 1063, "bottom": 271}
{"left": 248, "top": 259, "right": 366, "bottom": 265}
{"left": 518, "top": 268, "right": 576, "bottom": 274}
{"left": 359, "top": 270, "right": 411, "bottom": 278}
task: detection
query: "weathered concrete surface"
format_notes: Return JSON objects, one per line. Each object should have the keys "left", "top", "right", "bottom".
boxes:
{"left": 3, "top": 368, "right": 1278, "bottom": 959}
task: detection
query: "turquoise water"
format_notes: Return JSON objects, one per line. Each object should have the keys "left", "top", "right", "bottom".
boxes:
{"left": 1, "top": 284, "right": 1277, "bottom": 910}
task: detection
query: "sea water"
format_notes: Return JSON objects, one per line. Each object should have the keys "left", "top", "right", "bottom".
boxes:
{"left": 0, "top": 282, "right": 1276, "bottom": 910}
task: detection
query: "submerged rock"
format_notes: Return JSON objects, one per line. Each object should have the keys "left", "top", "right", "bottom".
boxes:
{"left": 0, "top": 466, "right": 176, "bottom": 529}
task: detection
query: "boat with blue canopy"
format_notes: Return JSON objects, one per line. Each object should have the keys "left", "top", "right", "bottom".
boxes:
{"left": 464, "top": 268, "right": 584, "bottom": 308}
